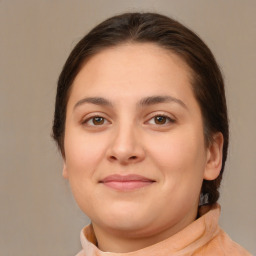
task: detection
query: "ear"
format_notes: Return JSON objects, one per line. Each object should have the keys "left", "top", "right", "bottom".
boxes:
{"left": 203, "top": 132, "right": 224, "bottom": 180}
{"left": 62, "top": 162, "right": 69, "bottom": 179}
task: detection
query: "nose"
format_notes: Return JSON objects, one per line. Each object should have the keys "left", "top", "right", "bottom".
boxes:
{"left": 106, "top": 124, "right": 145, "bottom": 165}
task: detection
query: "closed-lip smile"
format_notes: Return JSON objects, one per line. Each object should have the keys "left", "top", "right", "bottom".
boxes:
{"left": 99, "top": 174, "right": 155, "bottom": 191}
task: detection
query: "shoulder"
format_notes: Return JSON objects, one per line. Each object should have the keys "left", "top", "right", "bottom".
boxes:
{"left": 201, "top": 228, "right": 252, "bottom": 256}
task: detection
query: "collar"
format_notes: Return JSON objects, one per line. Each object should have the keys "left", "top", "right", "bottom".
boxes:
{"left": 79, "top": 204, "right": 221, "bottom": 256}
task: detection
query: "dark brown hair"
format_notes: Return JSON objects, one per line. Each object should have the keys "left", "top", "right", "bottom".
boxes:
{"left": 52, "top": 12, "right": 229, "bottom": 205}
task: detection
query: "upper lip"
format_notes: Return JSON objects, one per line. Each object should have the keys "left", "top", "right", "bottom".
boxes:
{"left": 100, "top": 174, "right": 155, "bottom": 183}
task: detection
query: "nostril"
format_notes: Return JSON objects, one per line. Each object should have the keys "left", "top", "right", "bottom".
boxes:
{"left": 108, "top": 155, "right": 139, "bottom": 162}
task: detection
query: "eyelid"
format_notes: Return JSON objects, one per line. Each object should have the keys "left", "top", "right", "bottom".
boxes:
{"left": 145, "top": 112, "right": 176, "bottom": 125}
{"left": 81, "top": 112, "right": 111, "bottom": 126}
{"left": 80, "top": 111, "right": 176, "bottom": 126}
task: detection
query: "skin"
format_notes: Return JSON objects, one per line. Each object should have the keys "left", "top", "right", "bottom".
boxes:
{"left": 63, "top": 43, "right": 223, "bottom": 253}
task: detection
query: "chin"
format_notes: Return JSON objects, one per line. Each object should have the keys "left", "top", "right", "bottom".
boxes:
{"left": 93, "top": 204, "right": 154, "bottom": 231}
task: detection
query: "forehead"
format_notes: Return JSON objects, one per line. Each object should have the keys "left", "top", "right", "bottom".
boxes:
{"left": 68, "top": 43, "right": 195, "bottom": 107}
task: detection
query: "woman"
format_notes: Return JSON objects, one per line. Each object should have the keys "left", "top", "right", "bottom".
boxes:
{"left": 52, "top": 13, "right": 252, "bottom": 255}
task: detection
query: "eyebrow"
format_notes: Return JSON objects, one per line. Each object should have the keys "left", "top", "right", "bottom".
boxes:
{"left": 73, "top": 95, "right": 187, "bottom": 110}
{"left": 138, "top": 95, "right": 187, "bottom": 109}
{"left": 74, "top": 97, "right": 113, "bottom": 110}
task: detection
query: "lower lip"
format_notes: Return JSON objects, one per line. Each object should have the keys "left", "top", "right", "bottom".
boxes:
{"left": 102, "top": 180, "right": 154, "bottom": 191}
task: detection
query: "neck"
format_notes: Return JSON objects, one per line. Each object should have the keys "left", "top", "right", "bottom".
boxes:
{"left": 92, "top": 208, "right": 198, "bottom": 253}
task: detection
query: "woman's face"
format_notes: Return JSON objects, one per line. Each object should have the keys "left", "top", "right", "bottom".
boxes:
{"left": 63, "top": 43, "right": 221, "bottom": 240}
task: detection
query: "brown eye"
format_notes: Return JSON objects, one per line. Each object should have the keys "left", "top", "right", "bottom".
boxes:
{"left": 83, "top": 116, "right": 109, "bottom": 126}
{"left": 92, "top": 117, "right": 105, "bottom": 125}
{"left": 147, "top": 115, "right": 175, "bottom": 126}
{"left": 154, "top": 116, "right": 167, "bottom": 125}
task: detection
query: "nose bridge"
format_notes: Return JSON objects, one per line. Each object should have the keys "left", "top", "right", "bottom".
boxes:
{"left": 114, "top": 119, "right": 137, "bottom": 153}
{"left": 108, "top": 118, "right": 144, "bottom": 163}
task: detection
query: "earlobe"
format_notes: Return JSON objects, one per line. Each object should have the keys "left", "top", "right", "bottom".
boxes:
{"left": 62, "top": 162, "right": 69, "bottom": 179}
{"left": 203, "top": 132, "right": 224, "bottom": 181}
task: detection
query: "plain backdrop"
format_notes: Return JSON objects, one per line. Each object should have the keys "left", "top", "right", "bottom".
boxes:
{"left": 0, "top": 0, "right": 255, "bottom": 255}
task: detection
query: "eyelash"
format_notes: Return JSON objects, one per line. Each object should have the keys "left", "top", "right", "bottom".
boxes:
{"left": 146, "top": 114, "right": 175, "bottom": 126}
{"left": 82, "top": 114, "right": 110, "bottom": 126}
{"left": 81, "top": 113, "right": 175, "bottom": 127}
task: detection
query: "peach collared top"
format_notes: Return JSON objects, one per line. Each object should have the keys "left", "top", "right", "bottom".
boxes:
{"left": 76, "top": 204, "right": 252, "bottom": 256}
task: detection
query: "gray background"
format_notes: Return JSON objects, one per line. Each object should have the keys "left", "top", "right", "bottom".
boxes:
{"left": 1, "top": 0, "right": 255, "bottom": 255}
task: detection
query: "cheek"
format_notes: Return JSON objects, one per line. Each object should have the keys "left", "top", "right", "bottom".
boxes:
{"left": 64, "top": 130, "right": 108, "bottom": 178}
{"left": 147, "top": 128, "right": 207, "bottom": 182}
{"left": 148, "top": 132, "right": 206, "bottom": 214}
{"left": 63, "top": 131, "right": 109, "bottom": 214}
